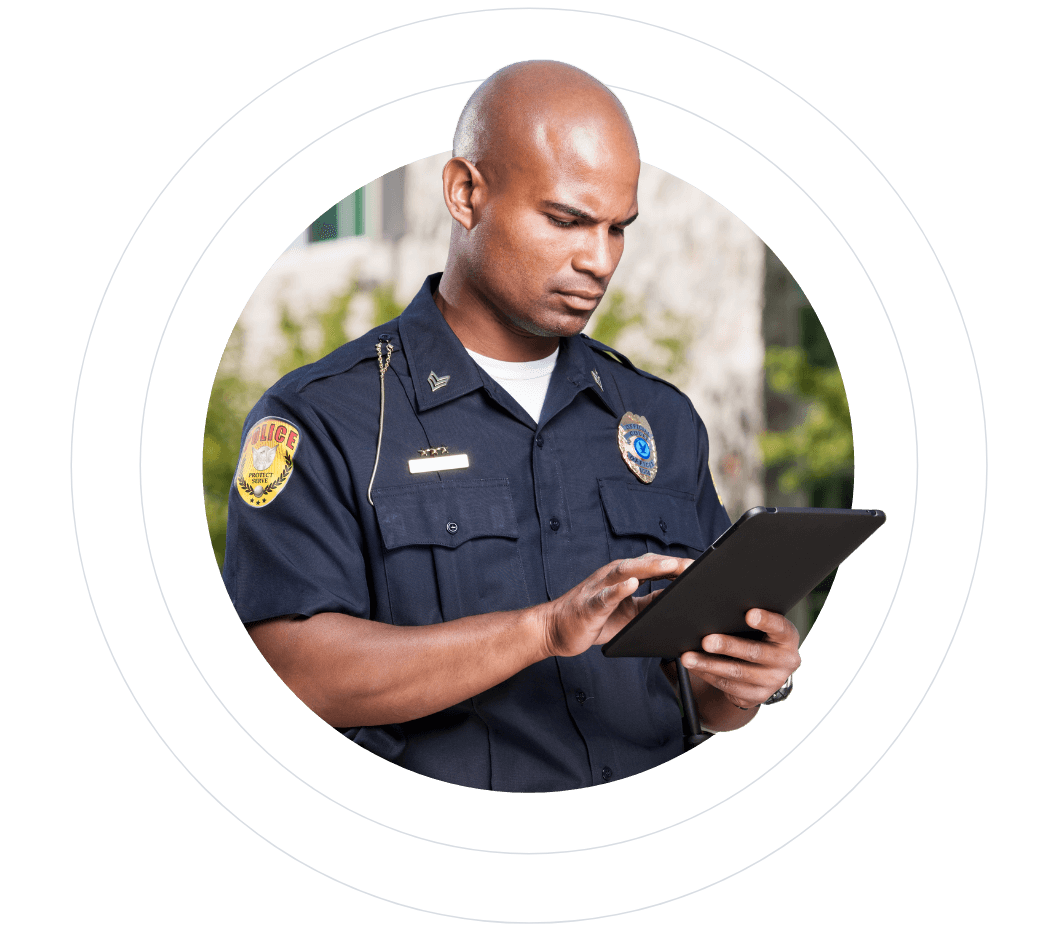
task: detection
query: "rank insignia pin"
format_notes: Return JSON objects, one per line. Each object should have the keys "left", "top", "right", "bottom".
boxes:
{"left": 427, "top": 371, "right": 450, "bottom": 392}
{"left": 592, "top": 369, "right": 603, "bottom": 391}
{"left": 617, "top": 412, "right": 658, "bottom": 484}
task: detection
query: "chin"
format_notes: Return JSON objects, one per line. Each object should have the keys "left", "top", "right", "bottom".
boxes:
{"left": 520, "top": 312, "right": 593, "bottom": 340}
{"left": 497, "top": 303, "right": 585, "bottom": 340}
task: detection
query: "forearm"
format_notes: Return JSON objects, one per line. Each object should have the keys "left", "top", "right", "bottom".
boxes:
{"left": 249, "top": 607, "right": 550, "bottom": 728}
{"left": 248, "top": 553, "right": 682, "bottom": 730}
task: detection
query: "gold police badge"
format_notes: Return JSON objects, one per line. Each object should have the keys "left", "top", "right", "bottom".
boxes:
{"left": 235, "top": 417, "right": 300, "bottom": 507}
{"left": 617, "top": 412, "right": 658, "bottom": 483}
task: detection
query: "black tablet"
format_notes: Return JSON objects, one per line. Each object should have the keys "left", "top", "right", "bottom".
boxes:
{"left": 601, "top": 506, "right": 886, "bottom": 659}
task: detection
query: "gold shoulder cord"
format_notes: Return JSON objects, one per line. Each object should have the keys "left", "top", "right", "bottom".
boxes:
{"left": 367, "top": 337, "right": 394, "bottom": 506}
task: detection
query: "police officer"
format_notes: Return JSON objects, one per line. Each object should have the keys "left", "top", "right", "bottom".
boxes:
{"left": 223, "top": 60, "right": 800, "bottom": 792}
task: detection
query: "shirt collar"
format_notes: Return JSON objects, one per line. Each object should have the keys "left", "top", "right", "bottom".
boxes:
{"left": 547, "top": 328, "right": 621, "bottom": 421}
{"left": 397, "top": 274, "right": 486, "bottom": 412}
{"left": 397, "top": 273, "right": 620, "bottom": 420}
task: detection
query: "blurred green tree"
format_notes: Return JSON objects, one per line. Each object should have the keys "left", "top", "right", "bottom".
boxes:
{"left": 587, "top": 289, "right": 690, "bottom": 377}
{"left": 202, "top": 323, "right": 264, "bottom": 569}
{"left": 759, "top": 304, "right": 854, "bottom": 624}
{"left": 758, "top": 346, "right": 853, "bottom": 495}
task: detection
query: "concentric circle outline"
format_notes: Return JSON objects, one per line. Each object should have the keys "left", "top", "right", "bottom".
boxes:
{"left": 70, "top": 6, "right": 987, "bottom": 921}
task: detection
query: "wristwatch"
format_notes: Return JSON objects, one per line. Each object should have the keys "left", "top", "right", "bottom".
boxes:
{"left": 763, "top": 675, "right": 794, "bottom": 705}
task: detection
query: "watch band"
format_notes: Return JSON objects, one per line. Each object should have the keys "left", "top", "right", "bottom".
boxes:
{"left": 763, "top": 675, "right": 794, "bottom": 705}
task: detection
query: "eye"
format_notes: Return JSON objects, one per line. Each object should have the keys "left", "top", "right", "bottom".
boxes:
{"left": 547, "top": 216, "right": 575, "bottom": 228}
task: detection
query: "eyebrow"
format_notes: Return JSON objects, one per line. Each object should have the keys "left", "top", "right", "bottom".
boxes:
{"left": 543, "top": 201, "right": 639, "bottom": 227}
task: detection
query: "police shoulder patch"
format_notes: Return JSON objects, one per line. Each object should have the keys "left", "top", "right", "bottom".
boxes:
{"left": 235, "top": 416, "right": 300, "bottom": 507}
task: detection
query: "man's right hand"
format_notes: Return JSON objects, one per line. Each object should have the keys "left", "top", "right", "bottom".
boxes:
{"left": 538, "top": 553, "right": 689, "bottom": 657}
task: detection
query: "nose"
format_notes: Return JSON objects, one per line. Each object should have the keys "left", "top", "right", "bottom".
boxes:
{"left": 571, "top": 224, "right": 620, "bottom": 281}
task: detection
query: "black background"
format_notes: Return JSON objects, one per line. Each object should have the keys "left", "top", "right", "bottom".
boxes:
{"left": 72, "top": 14, "right": 981, "bottom": 922}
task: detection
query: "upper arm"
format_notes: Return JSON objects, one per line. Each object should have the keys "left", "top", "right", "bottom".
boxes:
{"left": 222, "top": 391, "right": 373, "bottom": 625}
{"left": 245, "top": 612, "right": 386, "bottom": 722}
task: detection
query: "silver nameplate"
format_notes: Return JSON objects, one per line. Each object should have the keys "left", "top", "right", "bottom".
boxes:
{"left": 407, "top": 453, "right": 470, "bottom": 474}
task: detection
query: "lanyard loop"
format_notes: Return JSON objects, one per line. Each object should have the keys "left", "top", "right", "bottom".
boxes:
{"left": 366, "top": 335, "right": 394, "bottom": 506}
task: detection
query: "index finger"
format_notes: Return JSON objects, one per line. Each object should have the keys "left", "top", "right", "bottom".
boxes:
{"left": 604, "top": 553, "right": 687, "bottom": 584}
{"left": 745, "top": 608, "right": 800, "bottom": 645}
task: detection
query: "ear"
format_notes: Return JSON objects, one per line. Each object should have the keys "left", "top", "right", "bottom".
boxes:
{"left": 441, "top": 157, "right": 486, "bottom": 231}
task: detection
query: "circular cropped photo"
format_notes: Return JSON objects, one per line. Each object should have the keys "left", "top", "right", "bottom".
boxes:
{"left": 204, "top": 62, "right": 852, "bottom": 793}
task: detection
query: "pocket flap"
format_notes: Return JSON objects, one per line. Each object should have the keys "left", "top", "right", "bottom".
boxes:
{"left": 598, "top": 478, "right": 705, "bottom": 550}
{"left": 373, "top": 478, "right": 519, "bottom": 550}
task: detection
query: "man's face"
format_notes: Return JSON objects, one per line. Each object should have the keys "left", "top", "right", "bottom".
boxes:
{"left": 465, "top": 119, "right": 640, "bottom": 340}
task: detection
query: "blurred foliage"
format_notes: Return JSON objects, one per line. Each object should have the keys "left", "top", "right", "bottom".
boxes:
{"left": 758, "top": 346, "right": 853, "bottom": 494}
{"left": 371, "top": 283, "right": 403, "bottom": 328}
{"left": 589, "top": 289, "right": 689, "bottom": 378}
{"left": 202, "top": 324, "right": 265, "bottom": 570}
{"left": 204, "top": 279, "right": 394, "bottom": 569}
{"left": 760, "top": 304, "right": 855, "bottom": 625}
{"left": 590, "top": 289, "right": 641, "bottom": 348}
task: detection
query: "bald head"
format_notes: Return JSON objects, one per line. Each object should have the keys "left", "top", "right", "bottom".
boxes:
{"left": 453, "top": 61, "right": 638, "bottom": 181}
{"left": 437, "top": 61, "right": 641, "bottom": 360}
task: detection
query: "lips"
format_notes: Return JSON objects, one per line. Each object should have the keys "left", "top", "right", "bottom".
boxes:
{"left": 556, "top": 289, "right": 604, "bottom": 309}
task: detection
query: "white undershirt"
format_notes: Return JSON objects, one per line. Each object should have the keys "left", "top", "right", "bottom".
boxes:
{"left": 466, "top": 346, "right": 560, "bottom": 423}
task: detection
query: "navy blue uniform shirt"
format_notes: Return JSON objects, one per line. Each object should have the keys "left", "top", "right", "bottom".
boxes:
{"left": 223, "top": 274, "right": 731, "bottom": 792}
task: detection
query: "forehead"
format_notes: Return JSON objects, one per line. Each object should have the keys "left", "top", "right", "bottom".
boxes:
{"left": 505, "top": 116, "right": 640, "bottom": 213}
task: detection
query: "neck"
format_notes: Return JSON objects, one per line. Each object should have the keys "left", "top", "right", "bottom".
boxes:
{"left": 434, "top": 269, "right": 561, "bottom": 363}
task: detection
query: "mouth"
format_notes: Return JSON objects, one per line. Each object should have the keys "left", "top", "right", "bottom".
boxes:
{"left": 556, "top": 290, "right": 605, "bottom": 311}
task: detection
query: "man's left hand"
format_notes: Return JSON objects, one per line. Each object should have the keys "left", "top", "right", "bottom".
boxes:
{"left": 680, "top": 608, "right": 801, "bottom": 725}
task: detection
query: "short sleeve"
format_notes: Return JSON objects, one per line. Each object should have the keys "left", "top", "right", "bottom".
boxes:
{"left": 221, "top": 389, "right": 372, "bottom": 623}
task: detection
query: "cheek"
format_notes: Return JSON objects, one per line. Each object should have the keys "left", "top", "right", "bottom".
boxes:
{"left": 473, "top": 208, "right": 567, "bottom": 292}
{"left": 520, "top": 224, "right": 572, "bottom": 276}
{"left": 489, "top": 217, "right": 562, "bottom": 286}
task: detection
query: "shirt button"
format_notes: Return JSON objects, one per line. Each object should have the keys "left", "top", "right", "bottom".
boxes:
{"left": 549, "top": 517, "right": 561, "bottom": 531}
{"left": 659, "top": 519, "right": 667, "bottom": 533}
{"left": 601, "top": 766, "right": 613, "bottom": 782}
{"left": 535, "top": 436, "right": 545, "bottom": 448}
{"left": 575, "top": 689, "right": 587, "bottom": 704}
{"left": 446, "top": 522, "right": 458, "bottom": 534}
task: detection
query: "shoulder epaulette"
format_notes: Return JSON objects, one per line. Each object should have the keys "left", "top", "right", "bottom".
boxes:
{"left": 579, "top": 334, "right": 685, "bottom": 394}
{"left": 580, "top": 334, "right": 637, "bottom": 371}
{"left": 279, "top": 323, "right": 404, "bottom": 394}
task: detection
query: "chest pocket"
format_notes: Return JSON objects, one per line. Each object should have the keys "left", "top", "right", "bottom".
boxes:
{"left": 372, "top": 478, "right": 530, "bottom": 623}
{"left": 598, "top": 478, "right": 707, "bottom": 594}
